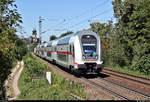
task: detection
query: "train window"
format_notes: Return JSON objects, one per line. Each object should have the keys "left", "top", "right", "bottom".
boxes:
{"left": 81, "top": 35, "right": 97, "bottom": 54}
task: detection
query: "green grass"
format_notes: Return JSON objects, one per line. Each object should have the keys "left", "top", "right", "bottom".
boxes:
{"left": 17, "top": 53, "right": 89, "bottom": 100}
{"left": 104, "top": 66, "right": 150, "bottom": 79}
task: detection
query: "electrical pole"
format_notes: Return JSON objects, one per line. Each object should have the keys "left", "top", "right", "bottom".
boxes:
{"left": 39, "top": 17, "right": 66, "bottom": 43}
{"left": 39, "top": 16, "right": 44, "bottom": 44}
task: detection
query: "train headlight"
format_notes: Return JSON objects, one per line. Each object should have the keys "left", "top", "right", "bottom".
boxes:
{"left": 74, "top": 65, "right": 78, "bottom": 69}
{"left": 95, "top": 55, "right": 98, "bottom": 59}
{"left": 83, "top": 55, "right": 86, "bottom": 59}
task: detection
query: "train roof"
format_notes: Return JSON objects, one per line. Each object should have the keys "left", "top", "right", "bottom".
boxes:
{"left": 37, "top": 30, "right": 98, "bottom": 47}
{"left": 57, "top": 30, "right": 98, "bottom": 45}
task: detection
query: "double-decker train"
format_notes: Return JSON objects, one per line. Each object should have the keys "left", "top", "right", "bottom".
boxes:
{"left": 34, "top": 30, "right": 103, "bottom": 74}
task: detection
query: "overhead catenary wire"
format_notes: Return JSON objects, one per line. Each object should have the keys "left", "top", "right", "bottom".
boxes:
{"left": 41, "top": 19, "right": 66, "bottom": 34}
{"left": 55, "top": 0, "right": 111, "bottom": 30}
{"left": 45, "top": 0, "right": 113, "bottom": 36}
{"left": 67, "top": 0, "right": 110, "bottom": 21}
{"left": 57, "top": 8, "right": 112, "bottom": 36}
{"left": 67, "top": 8, "right": 112, "bottom": 29}
{"left": 74, "top": 15, "right": 114, "bottom": 31}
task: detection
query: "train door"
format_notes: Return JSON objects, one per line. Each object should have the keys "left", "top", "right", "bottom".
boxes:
{"left": 73, "top": 45, "right": 75, "bottom": 58}
{"left": 67, "top": 45, "right": 70, "bottom": 67}
{"left": 44, "top": 47, "right": 47, "bottom": 58}
{"left": 68, "top": 45, "right": 72, "bottom": 65}
{"left": 66, "top": 46, "right": 68, "bottom": 65}
{"left": 71, "top": 44, "right": 75, "bottom": 64}
{"left": 53, "top": 46, "right": 57, "bottom": 62}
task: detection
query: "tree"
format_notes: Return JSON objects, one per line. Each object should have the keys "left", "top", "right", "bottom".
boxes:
{"left": 50, "top": 35, "right": 57, "bottom": 41}
{"left": 0, "top": 0, "right": 25, "bottom": 99}
{"left": 59, "top": 31, "right": 73, "bottom": 38}
{"left": 89, "top": 20, "right": 113, "bottom": 38}
{"left": 112, "top": 0, "right": 150, "bottom": 74}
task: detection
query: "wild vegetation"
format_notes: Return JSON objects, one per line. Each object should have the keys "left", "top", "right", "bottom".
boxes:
{"left": 18, "top": 53, "right": 88, "bottom": 100}
{"left": 59, "top": 31, "right": 73, "bottom": 38}
{"left": 50, "top": 35, "right": 57, "bottom": 41}
{"left": 90, "top": 0, "right": 150, "bottom": 75}
{"left": 0, "top": 0, "right": 27, "bottom": 99}
{"left": 49, "top": 31, "right": 73, "bottom": 41}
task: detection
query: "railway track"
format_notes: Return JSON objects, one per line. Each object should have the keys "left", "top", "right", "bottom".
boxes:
{"left": 102, "top": 69, "right": 150, "bottom": 86}
{"left": 82, "top": 76, "right": 150, "bottom": 100}
{"left": 81, "top": 74, "right": 150, "bottom": 100}
{"left": 97, "top": 76, "right": 150, "bottom": 100}
{"left": 34, "top": 54, "right": 150, "bottom": 100}
{"left": 81, "top": 77, "right": 129, "bottom": 100}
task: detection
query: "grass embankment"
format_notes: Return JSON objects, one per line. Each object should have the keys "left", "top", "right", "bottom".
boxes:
{"left": 18, "top": 53, "right": 89, "bottom": 100}
{"left": 104, "top": 66, "right": 150, "bottom": 79}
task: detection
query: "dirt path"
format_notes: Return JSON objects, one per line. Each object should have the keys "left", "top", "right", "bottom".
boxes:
{"left": 8, "top": 61, "right": 24, "bottom": 100}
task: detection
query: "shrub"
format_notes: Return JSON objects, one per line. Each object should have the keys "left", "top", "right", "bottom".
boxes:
{"left": 131, "top": 54, "right": 150, "bottom": 75}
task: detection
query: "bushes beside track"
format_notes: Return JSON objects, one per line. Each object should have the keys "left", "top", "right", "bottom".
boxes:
{"left": 18, "top": 53, "right": 89, "bottom": 100}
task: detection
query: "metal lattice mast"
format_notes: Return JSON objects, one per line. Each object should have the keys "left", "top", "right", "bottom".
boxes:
{"left": 39, "top": 16, "right": 44, "bottom": 44}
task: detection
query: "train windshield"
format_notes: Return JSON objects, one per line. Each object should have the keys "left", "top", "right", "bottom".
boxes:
{"left": 81, "top": 35, "right": 97, "bottom": 54}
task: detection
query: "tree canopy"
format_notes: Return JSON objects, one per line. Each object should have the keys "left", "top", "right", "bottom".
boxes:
{"left": 50, "top": 35, "right": 57, "bottom": 41}
{"left": 112, "top": 0, "right": 150, "bottom": 74}
{"left": 59, "top": 31, "right": 73, "bottom": 38}
{"left": 0, "top": 0, "right": 27, "bottom": 99}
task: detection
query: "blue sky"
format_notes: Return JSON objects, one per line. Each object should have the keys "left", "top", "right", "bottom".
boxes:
{"left": 15, "top": 0, "right": 114, "bottom": 42}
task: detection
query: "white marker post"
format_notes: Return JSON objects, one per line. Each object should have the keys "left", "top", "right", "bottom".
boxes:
{"left": 46, "top": 72, "right": 51, "bottom": 84}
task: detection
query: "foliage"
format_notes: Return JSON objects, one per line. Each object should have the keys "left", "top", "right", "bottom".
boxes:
{"left": 90, "top": 20, "right": 113, "bottom": 38}
{"left": 0, "top": 0, "right": 27, "bottom": 99}
{"left": 59, "top": 31, "right": 73, "bottom": 38}
{"left": 131, "top": 54, "right": 150, "bottom": 75}
{"left": 49, "top": 31, "right": 73, "bottom": 41}
{"left": 31, "top": 42, "right": 38, "bottom": 52}
{"left": 49, "top": 35, "right": 57, "bottom": 41}
{"left": 104, "top": 36, "right": 129, "bottom": 67}
{"left": 112, "top": 0, "right": 150, "bottom": 74}
{"left": 18, "top": 54, "right": 88, "bottom": 100}
{"left": 22, "top": 54, "right": 46, "bottom": 82}
{"left": 15, "top": 37, "right": 28, "bottom": 60}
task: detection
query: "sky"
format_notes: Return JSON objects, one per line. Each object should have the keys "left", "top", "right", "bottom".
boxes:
{"left": 15, "top": 0, "right": 114, "bottom": 42}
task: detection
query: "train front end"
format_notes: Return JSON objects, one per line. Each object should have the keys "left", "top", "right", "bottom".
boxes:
{"left": 74, "top": 30, "right": 103, "bottom": 74}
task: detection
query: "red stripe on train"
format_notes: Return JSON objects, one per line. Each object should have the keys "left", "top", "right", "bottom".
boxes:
{"left": 47, "top": 51, "right": 72, "bottom": 55}
{"left": 45, "top": 50, "right": 79, "bottom": 65}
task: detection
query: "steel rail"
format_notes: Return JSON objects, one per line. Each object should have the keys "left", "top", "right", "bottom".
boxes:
{"left": 97, "top": 77, "right": 150, "bottom": 100}
{"left": 81, "top": 77, "right": 129, "bottom": 100}
{"left": 103, "top": 69, "right": 150, "bottom": 86}
{"left": 103, "top": 69, "right": 150, "bottom": 81}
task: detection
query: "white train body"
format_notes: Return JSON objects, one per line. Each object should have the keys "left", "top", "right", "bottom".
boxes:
{"left": 35, "top": 30, "right": 104, "bottom": 74}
